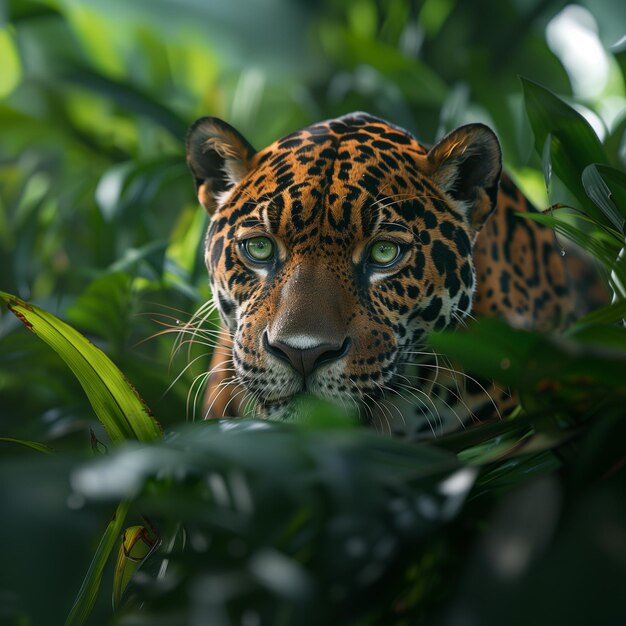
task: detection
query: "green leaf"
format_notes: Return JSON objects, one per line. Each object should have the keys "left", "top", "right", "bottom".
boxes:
{"left": 60, "top": 66, "right": 188, "bottom": 139}
{"left": 65, "top": 501, "right": 131, "bottom": 626}
{"left": 582, "top": 164, "right": 626, "bottom": 232}
{"left": 522, "top": 78, "right": 605, "bottom": 162}
{"left": 542, "top": 132, "right": 553, "bottom": 190}
{"left": 0, "top": 437, "right": 53, "bottom": 454}
{"left": 428, "top": 317, "right": 626, "bottom": 408}
{"left": 72, "top": 420, "right": 471, "bottom": 616}
{"left": 0, "top": 292, "right": 162, "bottom": 444}
{"left": 521, "top": 211, "right": 626, "bottom": 290}
{"left": 165, "top": 204, "right": 207, "bottom": 280}
{"left": 433, "top": 412, "right": 533, "bottom": 457}
{"left": 113, "top": 525, "right": 159, "bottom": 610}
{"left": 521, "top": 77, "right": 608, "bottom": 223}
{"left": 604, "top": 113, "right": 626, "bottom": 168}
{"left": 66, "top": 272, "right": 133, "bottom": 351}
{"left": 324, "top": 27, "right": 447, "bottom": 105}
{"left": 474, "top": 451, "right": 561, "bottom": 494}
{"left": 576, "top": 297, "right": 626, "bottom": 326}
{"left": 566, "top": 323, "right": 626, "bottom": 350}
{"left": 94, "top": 162, "right": 135, "bottom": 221}
{"left": 95, "top": 157, "right": 186, "bottom": 222}
{"left": 0, "top": 27, "right": 22, "bottom": 98}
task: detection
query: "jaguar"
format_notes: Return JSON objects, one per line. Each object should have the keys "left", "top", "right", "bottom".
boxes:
{"left": 184, "top": 112, "right": 604, "bottom": 438}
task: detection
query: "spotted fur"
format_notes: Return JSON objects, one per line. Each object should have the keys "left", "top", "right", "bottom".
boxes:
{"left": 185, "top": 112, "right": 603, "bottom": 437}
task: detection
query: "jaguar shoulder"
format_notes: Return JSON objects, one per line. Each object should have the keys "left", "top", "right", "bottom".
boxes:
{"left": 185, "top": 112, "right": 606, "bottom": 438}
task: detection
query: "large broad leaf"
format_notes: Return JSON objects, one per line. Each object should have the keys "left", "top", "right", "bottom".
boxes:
{"left": 429, "top": 317, "right": 626, "bottom": 417}
{"left": 522, "top": 77, "right": 608, "bottom": 224}
{"left": 71, "top": 420, "right": 473, "bottom": 623}
{"left": 0, "top": 292, "right": 162, "bottom": 444}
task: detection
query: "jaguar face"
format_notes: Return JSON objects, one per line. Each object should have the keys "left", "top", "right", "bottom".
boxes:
{"left": 186, "top": 112, "right": 501, "bottom": 420}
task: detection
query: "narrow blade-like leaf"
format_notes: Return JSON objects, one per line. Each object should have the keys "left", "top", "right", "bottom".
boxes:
{"left": 0, "top": 292, "right": 162, "bottom": 443}
{"left": 113, "top": 525, "right": 159, "bottom": 610}
{"left": 576, "top": 297, "right": 626, "bottom": 326}
{"left": 64, "top": 501, "right": 131, "bottom": 626}
{"left": 0, "top": 437, "right": 53, "bottom": 454}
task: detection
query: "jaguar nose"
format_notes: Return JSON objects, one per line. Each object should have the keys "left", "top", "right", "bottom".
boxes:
{"left": 263, "top": 332, "right": 352, "bottom": 378}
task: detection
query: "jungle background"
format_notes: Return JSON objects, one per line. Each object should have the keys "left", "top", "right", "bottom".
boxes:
{"left": 1, "top": 0, "right": 626, "bottom": 625}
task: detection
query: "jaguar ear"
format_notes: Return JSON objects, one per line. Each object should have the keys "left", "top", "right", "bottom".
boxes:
{"left": 427, "top": 124, "right": 502, "bottom": 232}
{"left": 186, "top": 117, "right": 256, "bottom": 213}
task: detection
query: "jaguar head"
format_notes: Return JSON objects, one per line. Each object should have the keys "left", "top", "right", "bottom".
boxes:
{"left": 186, "top": 113, "right": 501, "bottom": 422}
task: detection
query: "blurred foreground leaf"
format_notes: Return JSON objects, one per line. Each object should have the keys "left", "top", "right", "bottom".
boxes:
{"left": 429, "top": 317, "right": 626, "bottom": 420}
{"left": 71, "top": 420, "right": 469, "bottom": 624}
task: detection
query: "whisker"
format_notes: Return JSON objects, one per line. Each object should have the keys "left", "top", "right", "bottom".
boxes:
{"left": 162, "top": 351, "right": 214, "bottom": 398}
{"left": 384, "top": 385, "right": 438, "bottom": 438}
{"left": 397, "top": 349, "right": 502, "bottom": 421}
{"left": 204, "top": 375, "right": 243, "bottom": 419}
{"left": 221, "top": 384, "right": 251, "bottom": 418}
{"left": 188, "top": 371, "right": 210, "bottom": 422}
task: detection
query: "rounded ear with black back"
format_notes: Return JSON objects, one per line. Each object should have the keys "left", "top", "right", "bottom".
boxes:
{"left": 186, "top": 117, "right": 256, "bottom": 213}
{"left": 426, "top": 124, "right": 502, "bottom": 233}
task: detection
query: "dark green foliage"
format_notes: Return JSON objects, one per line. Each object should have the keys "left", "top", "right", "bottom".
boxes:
{"left": 75, "top": 418, "right": 464, "bottom": 625}
{"left": 1, "top": 1, "right": 626, "bottom": 625}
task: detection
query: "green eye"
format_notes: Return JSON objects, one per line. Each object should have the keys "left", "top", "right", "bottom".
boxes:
{"left": 369, "top": 240, "right": 400, "bottom": 266}
{"left": 244, "top": 236, "right": 274, "bottom": 262}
